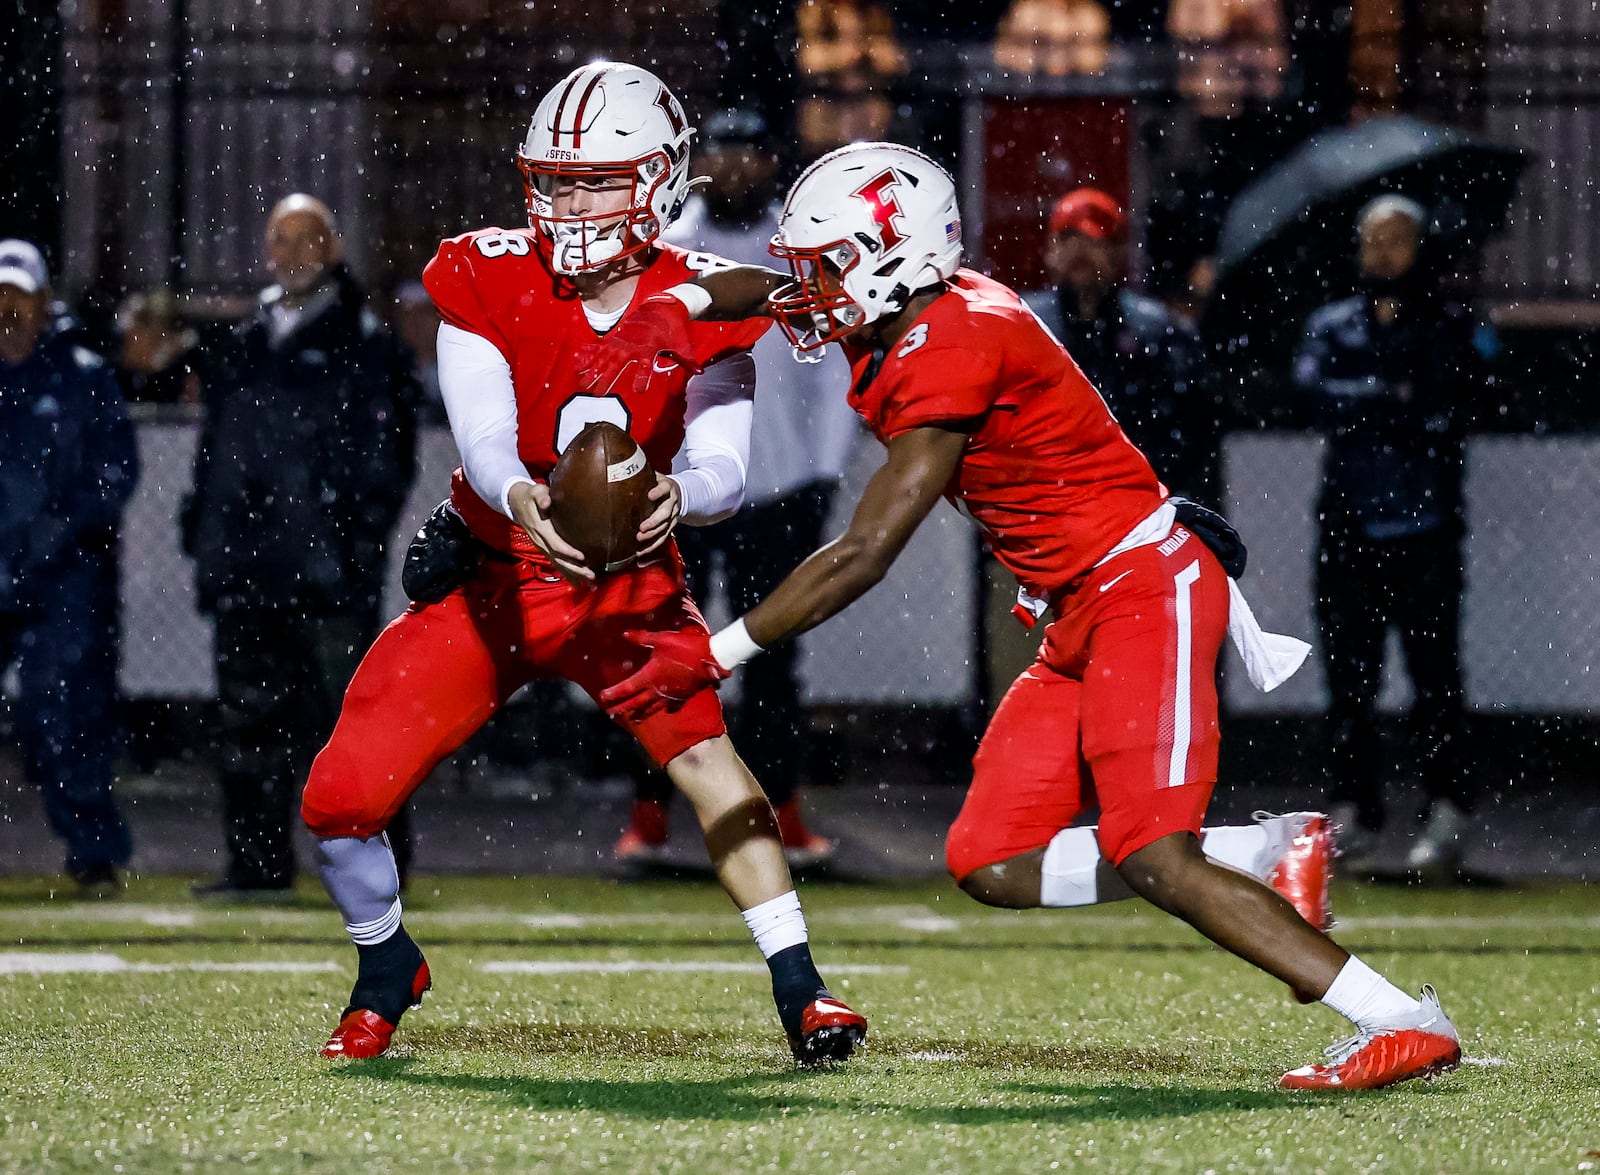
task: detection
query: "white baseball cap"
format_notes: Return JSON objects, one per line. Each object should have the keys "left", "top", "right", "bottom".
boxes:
{"left": 0, "top": 239, "right": 48, "bottom": 294}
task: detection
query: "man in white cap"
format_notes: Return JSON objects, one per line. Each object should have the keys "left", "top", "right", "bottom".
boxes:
{"left": 0, "top": 238, "right": 139, "bottom": 890}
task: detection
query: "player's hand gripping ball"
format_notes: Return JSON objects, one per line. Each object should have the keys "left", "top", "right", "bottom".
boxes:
{"left": 547, "top": 421, "right": 656, "bottom": 571}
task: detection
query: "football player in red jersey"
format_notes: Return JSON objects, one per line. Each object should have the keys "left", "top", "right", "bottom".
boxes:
{"left": 301, "top": 63, "right": 866, "bottom": 1066}
{"left": 589, "top": 142, "right": 1463, "bottom": 1092}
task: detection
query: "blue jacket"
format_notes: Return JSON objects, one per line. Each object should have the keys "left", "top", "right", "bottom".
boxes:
{"left": 0, "top": 333, "right": 138, "bottom": 615}
{"left": 1294, "top": 293, "right": 1486, "bottom": 542}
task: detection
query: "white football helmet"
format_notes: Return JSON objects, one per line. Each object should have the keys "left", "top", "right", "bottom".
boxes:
{"left": 518, "top": 62, "right": 697, "bottom": 275}
{"left": 769, "top": 142, "right": 963, "bottom": 350}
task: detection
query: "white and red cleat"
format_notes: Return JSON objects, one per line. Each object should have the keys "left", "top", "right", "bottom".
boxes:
{"left": 1279, "top": 985, "right": 1462, "bottom": 1090}
{"left": 788, "top": 994, "right": 867, "bottom": 1065}
{"left": 1257, "top": 810, "right": 1335, "bottom": 931}
{"left": 321, "top": 958, "right": 432, "bottom": 1059}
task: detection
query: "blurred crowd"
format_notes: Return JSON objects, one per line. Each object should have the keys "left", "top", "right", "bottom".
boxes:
{"left": 2, "top": 0, "right": 1510, "bottom": 893}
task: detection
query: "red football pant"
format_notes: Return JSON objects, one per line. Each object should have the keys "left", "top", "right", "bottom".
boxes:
{"left": 947, "top": 526, "right": 1230, "bottom": 878}
{"left": 302, "top": 551, "right": 724, "bottom": 839}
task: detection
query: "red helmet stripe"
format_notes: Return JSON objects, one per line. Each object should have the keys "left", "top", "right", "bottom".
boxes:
{"left": 549, "top": 71, "right": 585, "bottom": 147}
{"left": 568, "top": 70, "right": 608, "bottom": 149}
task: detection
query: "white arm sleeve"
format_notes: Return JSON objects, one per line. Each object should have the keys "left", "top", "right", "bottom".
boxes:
{"left": 671, "top": 350, "right": 755, "bottom": 526}
{"left": 436, "top": 322, "right": 535, "bottom": 517}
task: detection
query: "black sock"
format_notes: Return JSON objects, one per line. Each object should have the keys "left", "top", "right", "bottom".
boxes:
{"left": 767, "top": 942, "right": 826, "bottom": 1036}
{"left": 347, "top": 925, "right": 426, "bottom": 1024}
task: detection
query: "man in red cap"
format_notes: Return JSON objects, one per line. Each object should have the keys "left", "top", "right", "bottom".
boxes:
{"left": 1025, "top": 187, "right": 1221, "bottom": 507}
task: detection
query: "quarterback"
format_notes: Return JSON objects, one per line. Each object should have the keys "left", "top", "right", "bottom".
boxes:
{"left": 588, "top": 142, "right": 1464, "bottom": 1091}
{"left": 300, "top": 63, "right": 866, "bottom": 1065}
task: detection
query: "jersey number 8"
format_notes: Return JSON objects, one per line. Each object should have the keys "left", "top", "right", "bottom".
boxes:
{"left": 474, "top": 232, "right": 531, "bottom": 259}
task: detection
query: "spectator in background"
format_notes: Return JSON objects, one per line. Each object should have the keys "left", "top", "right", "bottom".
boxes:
{"left": 1022, "top": 188, "right": 1220, "bottom": 507}
{"left": 1294, "top": 195, "right": 1486, "bottom": 878}
{"left": 993, "top": 0, "right": 1111, "bottom": 76}
{"left": 393, "top": 281, "right": 447, "bottom": 426}
{"left": 115, "top": 288, "right": 200, "bottom": 405}
{"left": 0, "top": 239, "right": 138, "bottom": 892}
{"left": 184, "top": 194, "right": 419, "bottom": 899}
{"left": 796, "top": 0, "right": 905, "bottom": 156}
{"left": 614, "top": 108, "right": 859, "bottom": 867}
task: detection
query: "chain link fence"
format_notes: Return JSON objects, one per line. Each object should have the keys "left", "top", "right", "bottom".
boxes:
{"left": 117, "top": 411, "right": 977, "bottom": 707}
{"left": 116, "top": 416, "right": 1600, "bottom": 716}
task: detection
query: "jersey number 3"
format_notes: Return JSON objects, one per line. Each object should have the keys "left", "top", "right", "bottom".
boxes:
{"left": 897, "top": 322, "right": 930, "bottom": 357}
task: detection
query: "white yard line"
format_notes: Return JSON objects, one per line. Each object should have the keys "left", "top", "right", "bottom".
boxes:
{"left": 1, "top": 904, "right": 1597, "bottom": 935}
{"left": 0, "top": 952, "right": 338, "bottom": 975}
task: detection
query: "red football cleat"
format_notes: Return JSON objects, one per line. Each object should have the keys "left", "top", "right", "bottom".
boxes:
{"left": 1279, "top": 985, "right": 1462, "bottom": 1091}
{"left": 775, "top": 799, "right": 836, "bottom": 868}
{"left": 613, "top": 799, "right": 670, "bottom": 863}
{"left": 788, "top": 994, "right": 867, "bottom": 1065}
{"left": 320, "top": 958, "right": 432, "bottom": 1059}
{"left": 1259, "top": 810, "right": 1335, "bottom": 931}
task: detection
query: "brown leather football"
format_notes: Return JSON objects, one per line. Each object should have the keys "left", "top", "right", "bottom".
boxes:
{"left": 547, "top": 420, "right": 656, "bottom": 571}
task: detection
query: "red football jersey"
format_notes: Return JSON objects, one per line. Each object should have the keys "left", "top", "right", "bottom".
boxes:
{"left": 422, "top": 229, "right": 769, "bottom": 555}
{"left": 844, "top": 269, "right": 1165, "bottom": 594}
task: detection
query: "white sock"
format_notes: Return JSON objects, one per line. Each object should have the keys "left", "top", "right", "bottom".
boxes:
{"left": 1040, "top": 827, "right": 1135, "bottom": 907}
{"left": 742, "top": 890, "right": 808, "bottom": 959}
{"left": 1320, "top": 956, "right": 1422, "bottom": 1030}
{"left": 346, "top": 900, "right": 404, "bottom": 946}
{"left": 1200, "top": 824, "right": 1271, "bottom": 878}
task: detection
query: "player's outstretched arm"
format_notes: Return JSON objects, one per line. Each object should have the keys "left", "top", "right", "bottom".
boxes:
{"left": 598, "top": 424, "right": 966, "bottom": 722}
{"left": 685, "top": 265, "right": 791, "bottom": 322}
{"left": 576, "top": 268, "right": 790, "bottom": 397}
{"left": 741, "top": 424, "right": 968, "bottom": 647}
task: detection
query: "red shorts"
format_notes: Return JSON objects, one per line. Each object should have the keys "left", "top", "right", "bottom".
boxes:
{"left": 301, "top": 547, "right": 723, "bottom": 838}
{"left": 946, "top": 525, "right": 1230, "bottom": 876}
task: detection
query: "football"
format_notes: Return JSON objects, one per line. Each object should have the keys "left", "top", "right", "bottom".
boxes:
{"left": 547, "top": 420, "right": 656, "bottom": 571}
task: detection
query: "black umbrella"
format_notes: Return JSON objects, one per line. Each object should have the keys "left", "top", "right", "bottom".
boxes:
{"left": 1210, "top": 116, "right": 1528, "bottom": 351}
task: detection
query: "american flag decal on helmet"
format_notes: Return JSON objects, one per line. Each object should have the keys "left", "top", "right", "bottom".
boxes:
{"left": 945, "top": 219, "right": 961, "bottom": 243}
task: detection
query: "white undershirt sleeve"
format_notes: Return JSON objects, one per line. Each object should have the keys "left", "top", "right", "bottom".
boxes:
{"left": 672, "top": 351, "right": 755, "bottom": 526}
{"left": 436, "top": 322, "right": 534, "bottom": 517}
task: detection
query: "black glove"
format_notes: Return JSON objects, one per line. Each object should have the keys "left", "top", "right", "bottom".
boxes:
{"left": 402, "top": 501, "right": 488, "bottom": 604}
{"left": 1169, "top": 496, "right": 1248, "bottom": 579}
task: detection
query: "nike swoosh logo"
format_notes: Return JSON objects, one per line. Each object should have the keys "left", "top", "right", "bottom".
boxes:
{"left": 812, "top": 999, "right": 854, "bottom": 1017}
{"left": 652, "top": 357, "right": 678, "bottom": 373}
{"left": 1099, "top": 570, "right": 1134, "bottom": 593}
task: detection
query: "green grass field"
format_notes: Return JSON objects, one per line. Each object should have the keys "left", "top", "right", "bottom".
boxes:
{"left": 0, "top": 876, "right": 1596, "bottom": 1173}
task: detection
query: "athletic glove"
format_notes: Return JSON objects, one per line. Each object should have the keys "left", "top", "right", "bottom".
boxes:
{"left": 401, "top": 501, "right": 486, "bottom": 604}
{"left": 574, "top": 294, "right": 701, "bottom": 397}
{"left": 1169, "top": 496, "right": 1248, "bottom": 579}
{"left": 599, "top": 627, "right": 731, "bottom": 723}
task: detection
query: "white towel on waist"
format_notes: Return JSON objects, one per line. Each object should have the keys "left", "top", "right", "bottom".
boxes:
{"left": 1227, "top": 578, "right": 1311, "bottom": 692}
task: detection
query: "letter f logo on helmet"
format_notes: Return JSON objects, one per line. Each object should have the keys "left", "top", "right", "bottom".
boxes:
{"left": 853, "top": 170, "right": 907, "bottom": 252}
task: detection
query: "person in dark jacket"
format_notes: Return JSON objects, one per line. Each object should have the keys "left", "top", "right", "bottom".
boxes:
{"left": 1294, "top": 194, "right": 1490, "bottom": 878}
{"left": 0, "top": 239, "right": 138, "bottom": 891}
{"left": 1022, "top": 187, "right": 1222, "bottom": 507}
{"left": 185, "top": 195, "right": 419, "bottom": 897}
